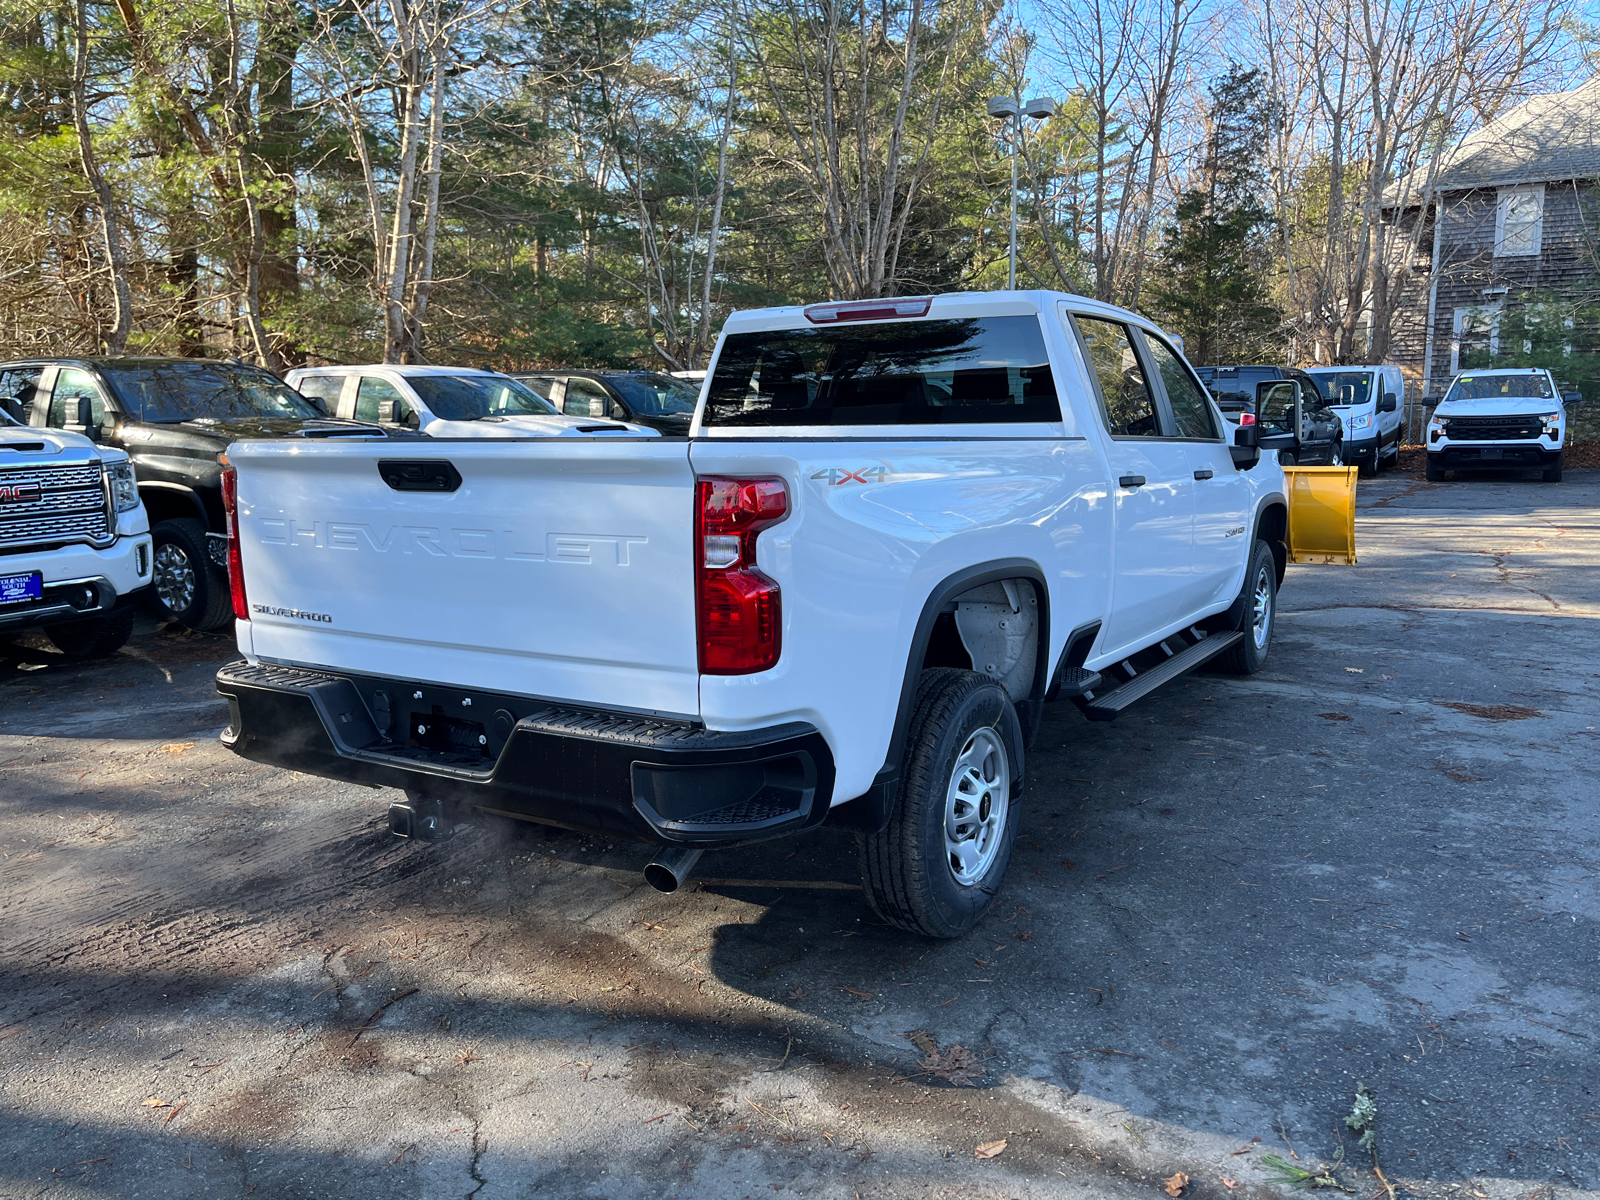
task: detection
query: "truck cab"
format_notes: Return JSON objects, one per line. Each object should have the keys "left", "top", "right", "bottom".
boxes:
{"left": 1426, "top": 367, "right": 1576, "bottom": 482}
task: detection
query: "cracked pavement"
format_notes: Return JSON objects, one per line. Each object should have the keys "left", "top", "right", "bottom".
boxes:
{"left": 1, "top": 467, "right": 1597, "bottom": 1199}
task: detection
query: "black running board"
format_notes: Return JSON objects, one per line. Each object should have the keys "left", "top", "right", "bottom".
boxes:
{"left": 1078, "top": 630, "right": 1243, "bottom": 721}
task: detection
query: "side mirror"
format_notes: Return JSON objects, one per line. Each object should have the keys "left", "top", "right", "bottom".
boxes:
{"left": 1563, "top": 391, "right": 1582, "bottom": 405}
{"left": 378, "top": 399, "right": 411, "bottom": 424}
{"left": 1379, "top": 392, "right": 1397, "bottom": 413}
{"left": 1254, "top": 380, "right": 1301, "bottom": 453}
{"left": 74, "top": 395, "right": 102, "bottom": 440}
{"left": 1229, "top": 417, "right": 1260, "bottom": 468}
{"left": 0, "top": 396, "right": 23, "bottom": 425}
{"left": 306, "top": 396, "right": 329, "bottom": 416}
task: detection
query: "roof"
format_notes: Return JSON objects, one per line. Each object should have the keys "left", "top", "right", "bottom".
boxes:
{"left": 1401, "top": 77, "right": 1600, "bottom": 198}
{"left": 292, "top": 364, "right": 497, "bottom": 376}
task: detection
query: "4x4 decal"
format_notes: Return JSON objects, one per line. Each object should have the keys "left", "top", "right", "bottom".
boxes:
{"left": 810, "top": 466, "right": 893, "bottom": 486}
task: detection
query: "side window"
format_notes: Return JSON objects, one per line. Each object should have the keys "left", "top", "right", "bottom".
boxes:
{"left": 355, "top": 376, "right": 406, "bottom": 423}
{"left": 0, "top": 367, "right": 44, "bottom": 424}
{"left": 1073, "top": 316, "right": 1160, "bottom": 437}
{"left": 50, "top": 368, "right": 108, "bottom": 428}
{"left": 295, "top": 375, "right": 346, "bottom": 411}
{"left": 1144, "top": 336, "right": 1218, "bottom": 440}
{"left": 563, "top": 378, "right": 611, "bottom": 418}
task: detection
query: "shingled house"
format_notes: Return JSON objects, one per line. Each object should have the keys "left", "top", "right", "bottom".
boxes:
{"left": 1387, "top": 78, "right": 1600, "bottom": 405}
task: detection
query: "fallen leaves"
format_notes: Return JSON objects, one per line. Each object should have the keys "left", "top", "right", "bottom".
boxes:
{"left": 834, "top": 985, "right": 876, "bottom": 1000}
{"left": 1436, "top": 701, "right": 1543, "bottom": 721}
{"left": 164, "top": 1101, "right": 186, "bottom": 1126}
{"left": 1317, "top": 712, "right": 1353, "bottom": 722}
{"left": 141, "top": 1097, "right": 168, "bottom": 1108}
{"left": 159, "top": 743, "right": 195, "bottom": 755}
{"left": 917, "top": 1043, "right": 985, "bottom": 1087}
{"left": 974, "top": 1139, "right": 1007, "bottom": 1159}
{"left": 785, "top": 986, "right": 811, "bottom": 1000}
{"left": 1163, "top": 1170, "right": 1189, "bottom": 1196}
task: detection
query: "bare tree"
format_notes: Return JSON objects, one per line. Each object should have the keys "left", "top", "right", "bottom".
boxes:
{"left": 69, "top": 0, "right": 131, "bottom": 353}
{"left": 738, "top": 0, "right": 968, "bottom": 299}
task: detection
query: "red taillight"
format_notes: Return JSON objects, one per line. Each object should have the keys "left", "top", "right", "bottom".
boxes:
{"left": 1239, "top": 411, "right": 1257, "bottom": 426}
{"left": 219, "top": 460, "right": 249, "bottom": 621}
{"left": 696, "top": 476, "right": 787, "bottom": 674}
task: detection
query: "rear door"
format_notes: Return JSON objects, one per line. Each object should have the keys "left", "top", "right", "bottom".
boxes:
{"left": 1069, "top": 312, "right": 1195, "bottom": 654}
{"left": 231, "top": 438, "right": 700, "bottom": 717}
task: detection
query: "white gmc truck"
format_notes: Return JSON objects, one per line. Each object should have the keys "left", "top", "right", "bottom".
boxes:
{"left": 1, "top": 414, "right": 152, "bottom": 657}
{"left": 216, "top": 291, "right": 1299, "bottom": 938}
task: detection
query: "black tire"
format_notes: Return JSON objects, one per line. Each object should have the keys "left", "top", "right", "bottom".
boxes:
{"left": 1328, "top": 440, "right": 1344, "bottom": 467}
{"left": 1216, "top": 538, "right": 1276, "bottom": 676}
{"left": 858, "top": 669, "right": 1022, "bottom": 938}
{"left": 1424, "top": 456, "right": 1445, "bottom": 482}
{"left": 149, "top": 518, "right": 232, "bottom": 630}
{"left": 1542, "top": 455, "right": 1563, "bottom": 483}
{"left": 46, "top": 608, "right": 135, "bottom": 659}
{"left": 1359, "top": 456, "right": 1377, "bottom": 478}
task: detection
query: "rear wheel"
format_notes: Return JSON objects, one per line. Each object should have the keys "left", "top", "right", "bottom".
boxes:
{"left": 859, "top": 669, "right": 1021, "bottom": 938}
{"left": 1542, "top": 454, "right": 1563, "bottom": 483}
{"left": 1216, "top": 538, "right": 1276, "bottom": 676}
{"left": 150, "top": 518, "right": 232, "bottom": 630}
{"left": 46, "top": 608, "right": 134, "bottom": 659}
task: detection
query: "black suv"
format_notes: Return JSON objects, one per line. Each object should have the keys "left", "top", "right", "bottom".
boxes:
{"left": 511, "top": 370, "right": 697, "bottom": 435}
{"left": 0, "top": 358, "right": 364, "bottom": 630}
{"left": 1193, "top": 364, "right": 1345, "bottom": 466}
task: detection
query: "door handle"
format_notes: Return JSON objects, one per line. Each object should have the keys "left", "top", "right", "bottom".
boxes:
{"left": 1118, "top": 475, "right": 1146, "bottom": 488}
{"left": 1193, "top": 469, "right": 1214, "bottom": 480}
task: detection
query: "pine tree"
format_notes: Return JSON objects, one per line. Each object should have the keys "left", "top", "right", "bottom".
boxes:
{"left": 1148, "top": 67, "right": 1284, "bottom": 365}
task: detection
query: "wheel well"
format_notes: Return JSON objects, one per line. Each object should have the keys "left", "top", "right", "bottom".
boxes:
{"left": 138, "top": 485, "right": 207, "bottom": 529}
{"left": 1257, "top": 501, "right": 1288, "bottom": 585}
{"left": 826, "top": 560, "right": 1049, "bottom": 834}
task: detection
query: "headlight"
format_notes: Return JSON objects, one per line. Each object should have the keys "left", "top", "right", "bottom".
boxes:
{"left": 1349, "top": 413, "right": 1371, "bottom": 430}
{"left": 106, "top": 460, "right": 140, "bottom": 512}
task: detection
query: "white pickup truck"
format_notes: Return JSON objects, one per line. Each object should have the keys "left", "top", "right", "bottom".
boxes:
{"left": 216, "top": 291, "right": 1298, "bottom": 937}
{"left": 1, "top": 415, "right": 152, "bottom": 657}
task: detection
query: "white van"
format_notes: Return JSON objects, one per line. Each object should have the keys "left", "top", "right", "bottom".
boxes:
{"left": 283, "top": 365, "right": 655, "bottom": 439}
{"left": 1302, "top": 365, "right": 1405, "bottom": 476}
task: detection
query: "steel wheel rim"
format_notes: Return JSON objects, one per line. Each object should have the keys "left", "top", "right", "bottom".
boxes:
{"left": 943, "top": 726, "right": 1009, "bottom": 886}
{"left": 154, "top": 543, "right": 196, "bottom": 613}
{"left": 1251, "top": 564, "right": 1274, "bottom": 649}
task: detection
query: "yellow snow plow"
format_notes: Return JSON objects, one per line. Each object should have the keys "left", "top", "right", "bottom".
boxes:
{"left": 1282, "top": 465, "right": 1357, "bottom": 564}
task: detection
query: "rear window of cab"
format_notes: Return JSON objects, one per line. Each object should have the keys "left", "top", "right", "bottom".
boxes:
{"left": 703, "top": 316, "right": 1061, "bottom": 427}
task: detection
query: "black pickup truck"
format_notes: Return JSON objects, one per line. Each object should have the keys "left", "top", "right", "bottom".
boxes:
{"left": 0, "top": 357, "right": 369, "bottom": 630}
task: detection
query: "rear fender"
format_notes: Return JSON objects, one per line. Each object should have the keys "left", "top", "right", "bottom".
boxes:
{"left": 825, "top": 558, "right": 1049, "bottom": 833}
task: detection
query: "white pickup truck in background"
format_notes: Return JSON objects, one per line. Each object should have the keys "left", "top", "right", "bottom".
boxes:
{"left": 1426, "top": 366, "right": 1578, "bottom": 482}
{"left": 216, "top": 290, "right": 1300, "bottom": 938}
{"left": 1, "top": 415, "right": 152, "bottom": 657}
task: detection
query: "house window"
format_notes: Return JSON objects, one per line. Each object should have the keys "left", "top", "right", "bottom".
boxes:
{"left": 1494, "top": 186, "right": 1543, "bottom": 257}
{"left": 1451, "top": 305, "right": 1501, "bottom": 374}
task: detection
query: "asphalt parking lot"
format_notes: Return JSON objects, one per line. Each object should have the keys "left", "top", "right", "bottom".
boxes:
{"left": 3, "top": 467, "right": 1597, "bottom": 1200}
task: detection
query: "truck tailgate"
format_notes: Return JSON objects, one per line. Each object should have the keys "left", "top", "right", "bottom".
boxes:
{"left": 229, "top": 439, "right": 699, "bottom": 717}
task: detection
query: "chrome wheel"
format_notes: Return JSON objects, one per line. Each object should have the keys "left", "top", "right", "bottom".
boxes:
{"left": 1251, "top": 563, "right": 1274, "bottom": 650}
{"left": 943, "top": 727, "right": 1009, "bottom": 886}
{"left": 154, "top": 542, "right": 197, "bottom": 614}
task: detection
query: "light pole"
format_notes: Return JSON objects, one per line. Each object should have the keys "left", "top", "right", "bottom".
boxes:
{"left": 987, "top": 95, "right": 1057, "bottom": 290}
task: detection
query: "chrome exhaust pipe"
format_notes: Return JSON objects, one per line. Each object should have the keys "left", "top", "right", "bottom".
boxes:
{"left": 644, "top": 846, "right": 703, "bottom": 893}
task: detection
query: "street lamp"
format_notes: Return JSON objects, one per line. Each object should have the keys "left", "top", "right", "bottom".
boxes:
{"left": 988, "top": 95, "right": 1057, "bottom": 290}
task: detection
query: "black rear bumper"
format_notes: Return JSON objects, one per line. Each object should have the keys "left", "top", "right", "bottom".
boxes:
{"left": 215, "top": 661, "right": 834, "bottom": 848}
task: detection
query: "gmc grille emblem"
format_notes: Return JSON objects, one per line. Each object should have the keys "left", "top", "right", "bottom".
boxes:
{"left": 0, "top": 482, "right": 42, "bottom": 503}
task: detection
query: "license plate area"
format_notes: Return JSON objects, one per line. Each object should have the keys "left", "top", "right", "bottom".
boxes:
{"left": 1480, "top": 447, "right": 1503, "bottom": 460}
{"left": 0, "top": 571, "right": 43, "bottom": 606}
{"left": 409, "top": 707, "right": 489, "bottom": 760}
